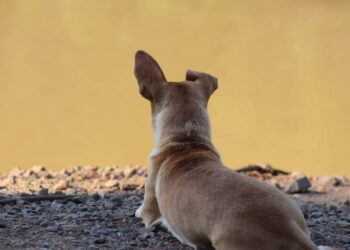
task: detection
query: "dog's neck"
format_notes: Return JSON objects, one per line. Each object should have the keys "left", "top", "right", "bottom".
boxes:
{"left": 150, "top": 107, "right": 220, "bottom": 159}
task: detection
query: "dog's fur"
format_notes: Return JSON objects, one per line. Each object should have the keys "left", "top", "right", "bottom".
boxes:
{"left": 133, "top": 50, "right": 322, "bottom": 250}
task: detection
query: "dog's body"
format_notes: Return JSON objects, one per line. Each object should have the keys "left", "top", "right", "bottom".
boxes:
{"left": 133, "top": 50, "right": 321, "bottom": 250}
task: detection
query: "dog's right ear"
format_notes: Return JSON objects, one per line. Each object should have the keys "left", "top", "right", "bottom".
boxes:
{"left": 134, "top": 50, "right": 167, "bottom": 101}
{"left": 186, "top": 69, "right": 218, "bottom": 98}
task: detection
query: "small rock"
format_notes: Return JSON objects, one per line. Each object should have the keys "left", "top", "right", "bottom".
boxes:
{"left": 127, "top": 176, "right": 147, "bottom": 188}
{"left": 59, "top": 169, "right": 71, "bottom": 176}
{"left": 337, "top": 176, "right": 350, "bottom": 186}
{"left": 328, "top": 215, "right": 338, "bottom": 221}
{"left": 109, "top": 195, "right": 123, "bottom": 206}
{"left": 103, "top": 200, "right": 117, "bottom": 210}
{"left": 0, "top": 222, "right": 6, "bottom": 228}
{"left": 5, "top": 176, "right": 16, "bottom": 185}
{"left": 53, "top": 180, "right": 68, "bottom": 191}
{"left": 8, "top": 167, "right": 23, "bottom": 177}
{"left": 37, "top": 171, "right": 52, "bottom": 179}
{"left": 50, "top": 201, "right": 63, "bottom": 210}
{"left": 310, "top": 231, "right": 325, "bottom": 242}
{"left": 336, "top": 235, "right": 350, "bottom": 244}
{"left": 120, "top": 183, "right": 137, "bottom": 191}
{"left": 314, "top": 176, "right": 341, "bottom": 192}
{"left": 19, "top": 192, "right": 31, "bottom": 197}
{"left": 53, "top": 191, "right": 65, "bottom": 195}
{"left": 31, "top": 165, "right": 47, "bottom": 173}
{"left": 63, "top": 225, "right": 80, "bottom": 232}
{"left": 289, "top": 172, "right": 305, "bottom": 178}
{"left": 73, "top": 165, "right": 82, "bottom": 172}
{"left": 38, "top": 188, "right": 49, "bottom": 196}
{"left": 76, "top": 194, "right": 88, "bottom": 203}
{"left": 123, "top": 166, "right": 137, "bottom": 178}
{"left": 329, "top": 205, "right": 338, "bottom": 212}
{"left": 104, "top": 179, "right": 119, "bottom": 188}
{"left": 138, "top": 227, "right": 156, "bottom": 240}
{"left": 94, "top": 237, "right": 107, "bottom": 244}
{"left": 337, "top": 221, "right": 350, "bottom": 227}
{"left": 91, "top": 193, "right": 101, "bottom": 201}
{"left": 46, "top": 225, "right": 61, "bottom": 232}
{"left": 284, "top": 177, "right": 311, "bottom": 194}
{"left": 139, "top": 231, "right": 155, "bottom": 240}
{"left": 23, "top": 170, "right": 35, "bottom": 177}
{"left": 39, "top": 220, "right": 50, "bottom": 227}
{"left": 345, "top": 214, "right": 350, "bottom": 222}
{"left": 16, "top": 199, "right": 25, "bottom": 206}
{"left": 310, "top": 211, "right": 323, "bottom": 219}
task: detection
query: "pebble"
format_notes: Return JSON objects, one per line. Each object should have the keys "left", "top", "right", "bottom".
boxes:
{"left": 336, "top": 235, "right": 350, "bottom": 244}
{"left": 120, "top": 184, "right": 137, "bottom": 191}
{"left": 314, "top": 177, "right": 341, "bottom": 192}
{"left": 39, "top": 188, "right": 49, "bottom": 196}
{"left": 94, "top": 237, "right": 107, "bottom": 244}
{"left": 46, "top": 225, "right": 61, "bottom": 232}
{"left": 123, "top": 166, "right": 137, "bottom": 178}
{"left": 329, "top": 215, "right": 338, "bottom": 221}
{"left": 53, "top": 180, "right": 68, "bottom": 191}
{"left": 39, "top": 220, "right": 50, "bottom": 227}
{"left": 63, "top": 225, "right": 80, "bottom": 232}
{"left": 31, "top": 165, "right": 47, "bottom": 173}
{"left": 139, "top": 231, "right": 155, "bottom": 240}
{"left": 16, "top": 199, "right": 25, "bottom": 206}
{"left": 50, "top": 201, "right": 63, "bottom": 210}
{"left": 103, "top": 200, "right": 117, "bottom": 210}
{"left": 337, "top": 221, "right": 350, "bottom": 228}
{"left": 345, "top": 214, "right": 350, "bottom": 222}
{"left": 104, "top": 179, "right": 119, "bottom": 188}
{"left": 310, "top": 211, "right": 323, "bottom": 219}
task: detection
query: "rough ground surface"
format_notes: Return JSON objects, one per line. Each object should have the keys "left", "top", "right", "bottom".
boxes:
{"left": 0, "top": 165, "right": 349, "bottom": 250}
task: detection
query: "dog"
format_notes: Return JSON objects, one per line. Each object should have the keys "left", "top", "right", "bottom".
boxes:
{"left": 133, "top": 50, "right": 334, "bottom": 250}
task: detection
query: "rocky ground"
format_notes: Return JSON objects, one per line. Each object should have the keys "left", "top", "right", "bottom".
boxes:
{"left": 0, "top": 164, "right": 349, "bottom": 250}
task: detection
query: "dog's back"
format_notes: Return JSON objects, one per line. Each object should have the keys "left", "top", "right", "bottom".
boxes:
{"left": 154, "top": 145, "right": 316, "bottom": 250}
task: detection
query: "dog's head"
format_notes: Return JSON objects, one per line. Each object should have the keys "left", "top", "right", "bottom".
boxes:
{"left": 134, "top": 50, "right": 218, "bottom": 145}
{"left": 134, "top": 50, "right": 217, "bottom": 112}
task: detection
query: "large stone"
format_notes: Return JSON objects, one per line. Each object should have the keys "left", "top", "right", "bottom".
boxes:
{"left": 284, "top": 177, "right": 311, "bottom": 194}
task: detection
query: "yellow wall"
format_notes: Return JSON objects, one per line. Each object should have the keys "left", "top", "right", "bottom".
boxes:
{"left": 0, "top": 0, "right": 349, "bottom": 175}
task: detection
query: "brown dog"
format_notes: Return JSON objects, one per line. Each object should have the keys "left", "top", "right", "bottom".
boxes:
{"left": 134, "top": 50, "right": 329, "bottom": 250}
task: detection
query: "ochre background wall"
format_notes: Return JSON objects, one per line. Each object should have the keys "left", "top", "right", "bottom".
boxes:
{"left": 0, "top": 0, "right": 349, "bottom": 175}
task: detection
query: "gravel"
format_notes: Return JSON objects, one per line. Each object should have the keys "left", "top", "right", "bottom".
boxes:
{"left": 0, "top": 164, "right": 349, "bottom": 249}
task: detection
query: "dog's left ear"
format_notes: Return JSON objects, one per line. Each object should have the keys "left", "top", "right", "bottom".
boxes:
{"left": 134, "top": 50, "right": 167, "bottom": 101}
{"left": 186, "top": 69, "right": 218, "bottom": 98}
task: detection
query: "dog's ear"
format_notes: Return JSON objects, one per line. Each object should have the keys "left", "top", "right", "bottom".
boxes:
{"left": 186, "top": 69, "right": 218, "bottom": 98}
{"left": 134, "top": 50, "right": 167, "bottom": 101}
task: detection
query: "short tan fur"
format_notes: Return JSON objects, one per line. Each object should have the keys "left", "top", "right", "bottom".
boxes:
{"left": 134, "top": 50, "right": 319, "bottom": 250}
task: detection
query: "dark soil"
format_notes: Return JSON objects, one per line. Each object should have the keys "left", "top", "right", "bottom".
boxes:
{"left": 0, "top": 165, "right": 349, "bottom": 249}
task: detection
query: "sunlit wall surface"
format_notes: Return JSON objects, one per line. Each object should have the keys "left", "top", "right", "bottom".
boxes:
{"left": 0, "top": 0, "right": 349, "bottom": 175}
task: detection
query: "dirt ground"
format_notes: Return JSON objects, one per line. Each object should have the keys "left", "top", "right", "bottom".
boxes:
{"left": 0, "top": 165, "right": 349, "bottom": 249}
